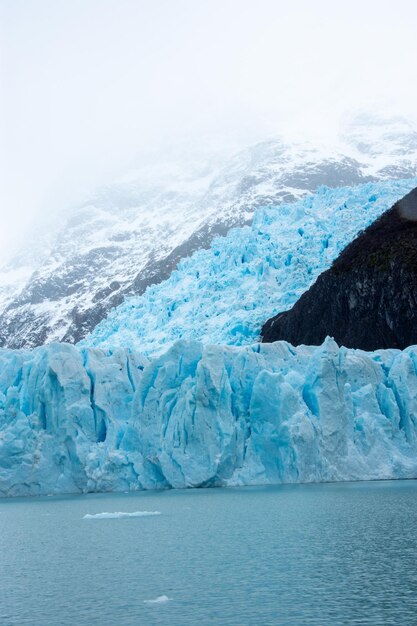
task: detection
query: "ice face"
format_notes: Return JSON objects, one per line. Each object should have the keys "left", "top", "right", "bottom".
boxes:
{"left": 1, "top": 338, "right": 417, "bottom": 497}
{"left": 82, "top": 178, "right": 417, "bottom": 356}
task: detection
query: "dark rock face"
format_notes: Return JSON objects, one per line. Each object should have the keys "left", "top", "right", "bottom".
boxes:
{"left": 262, "top": 187, "right": 417, "bottom": 351}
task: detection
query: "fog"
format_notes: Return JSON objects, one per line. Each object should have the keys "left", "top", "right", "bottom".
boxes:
{"left": 1, "top": 0, "right": 417, "bottom": 263}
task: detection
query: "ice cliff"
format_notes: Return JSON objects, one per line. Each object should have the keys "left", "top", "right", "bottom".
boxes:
{"left": 1, "top": 339, "right": 417, "bottom": 497}
{"left": 83, "top": 178, "right": 417, "bottom": 356}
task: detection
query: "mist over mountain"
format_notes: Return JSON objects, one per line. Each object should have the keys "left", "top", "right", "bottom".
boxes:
{"left": 0, "top": 114, "right": 416, "bottom": 350}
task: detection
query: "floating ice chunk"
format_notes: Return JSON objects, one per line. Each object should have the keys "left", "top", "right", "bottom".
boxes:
{"left": 83, "top": 511, "right": 161, "bottom": 520}
{"left": 144, "top": 595, "right": 172, "bottom": 604}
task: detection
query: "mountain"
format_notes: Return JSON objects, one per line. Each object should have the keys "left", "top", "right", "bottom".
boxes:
{"left": 262, "top": 187, "right": 417, "bottom": 351}
{"left": 83, "top": 179, "right": 417, "bottom": 356}
{"left": 0, "top": 115, "right": 417, "bottom": 349}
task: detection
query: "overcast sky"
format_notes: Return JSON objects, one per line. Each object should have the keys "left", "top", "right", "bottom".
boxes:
{"left": 1, "top": 0, "right": 417, "bottom": 262}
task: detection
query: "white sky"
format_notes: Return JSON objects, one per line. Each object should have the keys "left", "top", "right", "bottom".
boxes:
{"left": 1, "top": 0, "right": 417, "bottom": 262}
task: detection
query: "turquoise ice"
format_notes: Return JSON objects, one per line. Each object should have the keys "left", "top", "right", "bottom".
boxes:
{"left": 1, "top": 338, "right": 417, "bottom": 496}
{"left": 83, "top": 178, "right": 417, "bottom": 355}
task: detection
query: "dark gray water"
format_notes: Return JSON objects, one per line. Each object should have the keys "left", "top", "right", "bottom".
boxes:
{"left": 1, "top": 481, "right": 417, "bottom": 626}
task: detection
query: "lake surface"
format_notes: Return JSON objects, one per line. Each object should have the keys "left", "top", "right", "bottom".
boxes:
{"left": 1, "top": 481, "right": 417, "bottom": 625}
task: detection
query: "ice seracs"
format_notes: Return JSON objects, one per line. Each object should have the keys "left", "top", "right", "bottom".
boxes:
{"left": 1, "top": 338, "right": 417, "bottom": 497}
{"left": 84, "top": 178, "right": 417, "bottom": 356}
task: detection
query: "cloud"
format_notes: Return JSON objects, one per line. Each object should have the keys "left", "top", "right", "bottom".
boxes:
{"left": 1, "top": 0, "right": 417, "bottom": 262}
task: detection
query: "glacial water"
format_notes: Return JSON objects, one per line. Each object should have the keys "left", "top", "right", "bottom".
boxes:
{"left": 1, "top": 481, "right": 417, "bottom": 626}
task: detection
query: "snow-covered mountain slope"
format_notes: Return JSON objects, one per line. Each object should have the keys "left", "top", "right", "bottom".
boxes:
{"left": 342, "top": 113, "right": 417, "bottom": 177}
{"left": 83, "top": 178, "right": 417, "bottom": 356}
{"left": 2, "top": 338, "right": 417, "bottom": 497}
{"left": 1, "top": 115, "right": 417, "bottom": 349}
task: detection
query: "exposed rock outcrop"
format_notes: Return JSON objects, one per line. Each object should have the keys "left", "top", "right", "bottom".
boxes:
{"left": 262, "top": 187, "right": 417, "bottom": 351}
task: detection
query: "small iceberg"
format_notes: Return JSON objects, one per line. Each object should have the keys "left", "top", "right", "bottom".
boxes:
{"left": 144, "top": 595, "right": 172, "bottom": 604}
{"left": 83, "top": 511, "right": 161, "bottom": 520}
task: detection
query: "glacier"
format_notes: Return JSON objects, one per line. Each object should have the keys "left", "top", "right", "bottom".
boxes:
{"left": 1, "top": 339, "right": 417, "bottom": 497}
{"left": 3, "top": 179, "right": 417, "bottom": 496}
{"left": 83, "top": 178, "right": 417, "bottom": 356}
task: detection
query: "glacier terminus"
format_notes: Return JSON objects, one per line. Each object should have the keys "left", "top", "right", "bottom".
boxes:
{"left": 1, "top": 338, "right": 417, "bottom": 497}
